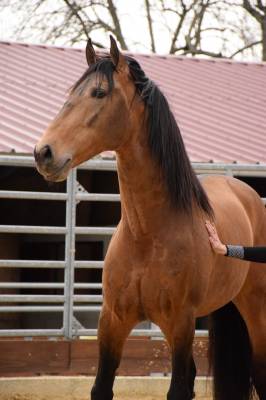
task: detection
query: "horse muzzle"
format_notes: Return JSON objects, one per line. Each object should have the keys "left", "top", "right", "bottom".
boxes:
{"left": 34, "top": 144, "right": 72, "bottom": 182}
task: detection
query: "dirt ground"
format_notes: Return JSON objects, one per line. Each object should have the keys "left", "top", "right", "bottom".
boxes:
{"left": 0, "top": 376, "right": 212, "bottom": 400}
{"left": 2, "top": 397, "right": 213, "bottom": 400}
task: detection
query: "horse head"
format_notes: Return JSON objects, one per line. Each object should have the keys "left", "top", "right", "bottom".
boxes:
{"left": 34, "top": 36, "right": 137, "bottom": 182}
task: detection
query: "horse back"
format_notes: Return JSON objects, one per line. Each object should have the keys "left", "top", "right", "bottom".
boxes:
{"left": 201, "top": 174, "right": 265, "bottom": 244}
{"left": 196, "top": 175, "right": 266, "bottom": 315}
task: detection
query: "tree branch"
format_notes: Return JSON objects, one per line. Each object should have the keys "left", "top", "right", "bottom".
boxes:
{"left": 187, "top": 1, "right": 201, "bottom": 38}
{"left": 145, "top": 0, "right": 156, "bottom": 52}
{"left": 194, "top": 0, "right": 210, "bottom": 48}
{"left": 107, "top": 0, "right": 128, "bottom": 50}
{"left": 243, "top": 0, "right": 263, "bottom": 22}
{"left": 62, "top": 0, "right": 89, "bottom": 39}
{"left": 229, "top": 39, "right": 262, "bottom": 58}
{"left": 182, "top": 33, "right": 222, "bottom": 57}
{"left": 91, "top": 7, "right": 115, "bottom": 34}
{"left": 182, "top": 47, "right": 223, "bottom": 57}
{"left": 256, "top": 0, "right": 266, "bottom": 13}
{"left": 169, "top": 9, "right": 187, "bottom": 53}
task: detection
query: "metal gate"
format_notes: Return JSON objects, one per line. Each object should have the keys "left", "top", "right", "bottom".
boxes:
{"left": 0, "top": 155, "right": 265, "bottom": 339}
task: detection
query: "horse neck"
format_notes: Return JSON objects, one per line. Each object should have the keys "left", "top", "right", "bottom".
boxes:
{"left": 116, "top": 134, "right": 177, "bottom": 239}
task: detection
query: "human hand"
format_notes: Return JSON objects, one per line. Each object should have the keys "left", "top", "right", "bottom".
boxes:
{"left": 205, "top": 220, "right": 227, "bottom": 255}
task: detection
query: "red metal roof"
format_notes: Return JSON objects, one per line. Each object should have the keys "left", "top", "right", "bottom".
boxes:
{"left": 0, "top": 41, "right": 265, "bottom": 163}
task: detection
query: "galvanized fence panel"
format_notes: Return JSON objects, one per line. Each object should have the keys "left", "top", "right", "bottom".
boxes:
{"left": 0, "top": 155, "right": 266, "bottom": 339}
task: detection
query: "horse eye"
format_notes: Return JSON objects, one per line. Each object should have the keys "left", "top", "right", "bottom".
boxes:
{"left": 91, "top": 88, "right": 106, "bottom": 99}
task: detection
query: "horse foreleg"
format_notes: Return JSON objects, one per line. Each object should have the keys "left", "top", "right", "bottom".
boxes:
{"left": 160, "top": 312, "right": 196, "bottom": 400}
{"left": 167, "top": 347, "right": 196, "bottom": 400}
{"left": 188, "top": 357, "right": 196, "bottom": 399}
{"left": 91, "top": 306, "right": 137, "bottom": 400}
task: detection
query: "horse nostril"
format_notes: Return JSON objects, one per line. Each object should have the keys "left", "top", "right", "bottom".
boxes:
{"left": 42, "top": 145, "right": 53, "bottom": 161}
{"left": 40, "top": 145, "right": 53, "bottom": 164}
{"left": 34, "top": 145, "right": 54, "bottom": 165}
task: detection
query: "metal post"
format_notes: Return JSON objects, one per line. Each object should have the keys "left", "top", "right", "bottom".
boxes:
{"left": 63, "top": 168, "right": 77, "bottom": 339}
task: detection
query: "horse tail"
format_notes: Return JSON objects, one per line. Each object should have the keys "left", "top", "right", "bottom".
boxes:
{"left": 208, "top": 301, "right": 255, "bottom": 400}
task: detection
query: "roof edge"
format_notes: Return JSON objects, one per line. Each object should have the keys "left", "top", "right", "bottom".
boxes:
{"left": 1, "top": 40, "right": 265, "bottom": 67}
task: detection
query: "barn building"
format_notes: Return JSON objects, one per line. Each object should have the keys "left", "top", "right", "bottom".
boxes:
{"left": 0, "top": 41, "right": 265, "bottom": 376}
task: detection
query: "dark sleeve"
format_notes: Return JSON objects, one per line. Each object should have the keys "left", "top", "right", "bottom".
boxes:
{"left": 243, "top": 247, "right": 266, "bottom": 263}
{"left": 226, "top": 245, "right": 266, "bottom": 263}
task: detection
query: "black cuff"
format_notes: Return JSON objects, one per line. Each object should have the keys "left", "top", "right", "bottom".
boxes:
{"left": 225, "top": 245, "right": 244, "bottom": 259}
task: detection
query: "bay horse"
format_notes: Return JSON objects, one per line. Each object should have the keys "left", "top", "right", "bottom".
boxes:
{"left": 34, "top": 37, "right": 266, "bottom": 400}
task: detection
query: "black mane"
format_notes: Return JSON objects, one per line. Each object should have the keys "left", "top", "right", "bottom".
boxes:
{"left": 73, "top": 55, "right": 213, "bottom": 216}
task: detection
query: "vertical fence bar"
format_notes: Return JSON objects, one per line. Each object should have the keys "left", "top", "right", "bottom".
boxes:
{"left": 63, "top": 168, "right": 77, "bottom": 339}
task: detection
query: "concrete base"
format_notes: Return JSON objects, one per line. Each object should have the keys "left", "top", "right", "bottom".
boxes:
{"left": 0, "top": 376, "right": 212, "bottom": 400}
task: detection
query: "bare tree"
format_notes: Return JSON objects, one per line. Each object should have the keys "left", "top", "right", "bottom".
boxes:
{"left": 0, "top": 0, "right": 264, "bottom": 61}
{"left": 145, "top": 0, "right": 156, "bottom": 52}
{"left": 243, "top": 0, "right": 266, "bottom": 60}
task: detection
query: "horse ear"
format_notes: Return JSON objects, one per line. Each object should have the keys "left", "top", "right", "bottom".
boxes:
{"left": 110, "top": 35, "right": 127, "bottom": 73}
{"left": 86, "top": 38, "right": 97, "bottom": 65}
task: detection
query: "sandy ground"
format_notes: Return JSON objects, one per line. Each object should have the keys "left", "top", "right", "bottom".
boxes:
{"left": 0, "top": 376, "right": 213, "bottom": 400}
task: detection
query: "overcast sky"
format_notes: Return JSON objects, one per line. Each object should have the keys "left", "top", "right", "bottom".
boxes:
{"left": 0, "top": 1, "right": 185, "bottom": 52}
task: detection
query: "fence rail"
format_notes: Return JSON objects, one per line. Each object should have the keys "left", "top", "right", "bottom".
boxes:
{"left": 0, "top": 282, "right": 102, "bottom": 289}
{"left": 0, "top": 260, "right": 104, "bottom": 269}
{"left": 0, "top": 294, "right": 103, "bottom": 302}
{"left": 0, "top": 155, "right": 266, "bottom": 339}
{"left": 0, "top": 190, "right": 120, "bottom": 202}
{"left": 1, "top": 154, "right": 266, "bottom": 175}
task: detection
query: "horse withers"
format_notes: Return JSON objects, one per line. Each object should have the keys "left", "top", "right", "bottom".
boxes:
{"left": 34, "top": 37, "right": 266, "bottom": 400}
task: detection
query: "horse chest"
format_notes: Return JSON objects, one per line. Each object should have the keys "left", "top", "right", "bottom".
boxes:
{"left": 103, "top": 235, "right": 196, "bottom": 322}
{"left": 139, "top": 267, "right": 187, "bottom": 318}
{"left": 103, "top": 259, "right": 185, "bottom": 322}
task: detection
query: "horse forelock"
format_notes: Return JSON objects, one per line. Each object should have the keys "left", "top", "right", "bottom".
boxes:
{"left": 72, "top": 55, "right": 213, "bottom": 216}
{"left": 71, "top": 56, "right": 115, "bottom": 95}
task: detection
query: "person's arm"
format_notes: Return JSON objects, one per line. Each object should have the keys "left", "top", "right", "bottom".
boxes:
{"left": 205, "top": 221, "right": 266, "bottom": 263}
{"left": 241, "top": 246, "right": 266, "bottom": 263}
